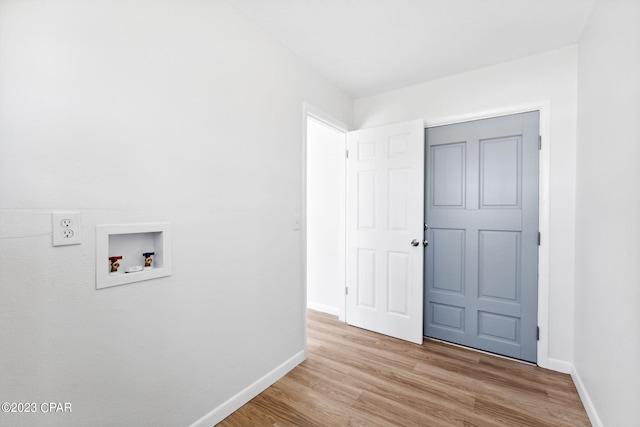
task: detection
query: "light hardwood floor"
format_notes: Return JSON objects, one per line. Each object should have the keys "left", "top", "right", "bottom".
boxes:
{"left": 218, "top": 310, "right": 590, "bottom": 426}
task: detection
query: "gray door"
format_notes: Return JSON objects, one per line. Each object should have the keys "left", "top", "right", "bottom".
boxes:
{"left": 424, "top": 112, "right": 539, "bottom": 363}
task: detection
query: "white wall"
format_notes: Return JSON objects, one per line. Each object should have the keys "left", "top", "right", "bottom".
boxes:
{"left": 355, "top": 46, "right": 579, "bottom": 369}
{"left": 306, "top": 118, "right": 345, "bottom": 316}
{"left": 0, "top": 1, "right": 352, "bottom": 426}
{"left": 574, "top": 1, "right": 640, "bottom": 425}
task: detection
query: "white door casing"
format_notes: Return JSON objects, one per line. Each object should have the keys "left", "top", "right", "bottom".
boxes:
{"left": 346, "top": 119, "right": 425, "bottom": 344}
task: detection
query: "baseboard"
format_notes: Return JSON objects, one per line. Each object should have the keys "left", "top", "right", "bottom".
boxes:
{"left": 189, "top": 349, "right": 306, "bottom": 427}
{"left": 545, "top": 360, "right": 603, "bottom": 427}
{"left": 571, "top": 365, "right": 603, "bottom": 427}
{"left": 546, "top": 357, "right": 572, "bottom": 374}
{"left": 307, "top": 302, "right": 339, "bottom": 317}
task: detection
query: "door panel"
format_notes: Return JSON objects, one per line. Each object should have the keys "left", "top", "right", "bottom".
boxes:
{"left": 356, "top": 248, "right": 376, "bottom": 308}
{"left": 424, "top": 112, "right": 539, "bottom": 362}
{"left": 357, "top": 172, "right": 376, "bottom": 228}
{"left": 388, "top": 168, "right": 410, "bottom": 230}
{"left": 479, "top": 230, "right": 520, "bottom": 300}
{"left": 432, "top": 143, "right": 466, "bottom": 208}
{"left": 431, "top": 229, "right": 465, "bottom": 293}
{"left": 387, "top": 251, "right": 409, "bottom": 315}
{"left": 430, "top": 302, "right": 464, "bottom": 331}
{"left": 480, "top": 137, "right": 521, "bottom": 207}
{"left": 346, "top": 119, "right": 424, "bottom": 344}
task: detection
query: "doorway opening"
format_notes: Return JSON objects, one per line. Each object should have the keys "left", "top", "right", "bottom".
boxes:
{"left": 305, "top": 111, "right": 347, "bottom": 321}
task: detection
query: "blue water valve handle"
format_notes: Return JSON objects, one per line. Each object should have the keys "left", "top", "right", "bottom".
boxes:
{"left": 143, "top": 252, "right": 155, "bottom": 268}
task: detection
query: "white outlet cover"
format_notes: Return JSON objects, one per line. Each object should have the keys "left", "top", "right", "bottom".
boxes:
{"left": 52, "top": 211, "right": 82, "bottom": 246}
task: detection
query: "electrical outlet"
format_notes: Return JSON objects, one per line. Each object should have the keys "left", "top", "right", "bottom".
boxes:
{"left": 52, "top": 212, "right": 82, "bottom": 246}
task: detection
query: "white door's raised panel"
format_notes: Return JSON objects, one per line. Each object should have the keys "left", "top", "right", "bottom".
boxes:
{"left": 356, "top": 248, "right": 376, "bottom": 308}
{"left": 388, "top": 168, "right": 409, "bottom": 231}
{"left": 357, "top": 171, "right": 376, "bottom": 229}
{"left": 387, "top": 251, "right": 409, "bottom": 316}
{"left": 358, "top": 140, "right": 377, "bottom": 160}
{"left": 388, "top": 134, "right": 410, "bottom": 157}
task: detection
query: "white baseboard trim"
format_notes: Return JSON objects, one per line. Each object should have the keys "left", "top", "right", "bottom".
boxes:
{"left": 307, "top": 302, "right": 339, "bottom": 317}
{"left": 546, "top": 357, "right": 572, "bottom": 374}
{"left": 571, "top": 365, "right": 603, "bottom": 427}
{"left": 189, "top": 349, "right": 306, "bottom": 427}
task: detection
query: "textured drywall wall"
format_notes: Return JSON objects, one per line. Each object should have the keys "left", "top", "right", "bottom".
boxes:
{"left": 0, "top": 1, "right": 352, "bottom": 426}
{"left": 574, "top": 1, "right": 640, "bottom": 425}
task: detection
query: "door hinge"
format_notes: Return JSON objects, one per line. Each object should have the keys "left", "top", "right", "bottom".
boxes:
{"left": 345, "top": 286, "right": 349, "bottom": 295}
{"left": 537, "top": 326, "right": 540, "bottom": 341}
{"left": 538, "top": 232, "right": 541, "bottom": 246}
{"left": 346, "top": 149, "right": 349, "bottom": 158}
{"left": 538, "top": 135, "right": 542, "bottom": 150}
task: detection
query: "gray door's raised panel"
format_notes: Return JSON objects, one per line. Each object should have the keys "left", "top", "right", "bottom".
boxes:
{"left": 480, "top": 136, "right": 522, "bottom": 208}
{"left": 431, "top": 142, "right": 466, "bottom": 208}
{"left": 430, "top": 302, "right": 465, "bottom": 333}
{"left": 478, "top": 230, "right": 521, "bottom": 302}
{"left": 430, "top": 229, "right": 465, "bottom": 294}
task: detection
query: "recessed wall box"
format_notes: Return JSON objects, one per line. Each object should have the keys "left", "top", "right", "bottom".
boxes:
{"left": 96, "top": 223, "right": 172, "bottom": 289}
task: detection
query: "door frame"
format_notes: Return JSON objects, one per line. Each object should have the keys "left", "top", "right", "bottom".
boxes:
{"left": 302, "top": 102, "right": 350, "bottom": 335}
{"left": 423, "top": 101, "right": 551, "bottom": 369}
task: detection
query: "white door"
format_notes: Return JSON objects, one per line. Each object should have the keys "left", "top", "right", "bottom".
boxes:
{"left": 346, "top": 119, "right": 425, "bottom": 344}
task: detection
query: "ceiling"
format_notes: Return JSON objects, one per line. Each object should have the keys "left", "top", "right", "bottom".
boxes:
{"left": 222, "top": 0, "right": 597, "bottom": 98}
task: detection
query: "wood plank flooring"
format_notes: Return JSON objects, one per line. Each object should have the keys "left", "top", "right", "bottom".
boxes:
{"left": 217, "top": 310, "right": 590, "bottom": 426}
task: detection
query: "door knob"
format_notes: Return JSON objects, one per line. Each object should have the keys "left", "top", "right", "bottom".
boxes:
{"left": 411, "top": 239, "right": 420, "bottom": 247}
